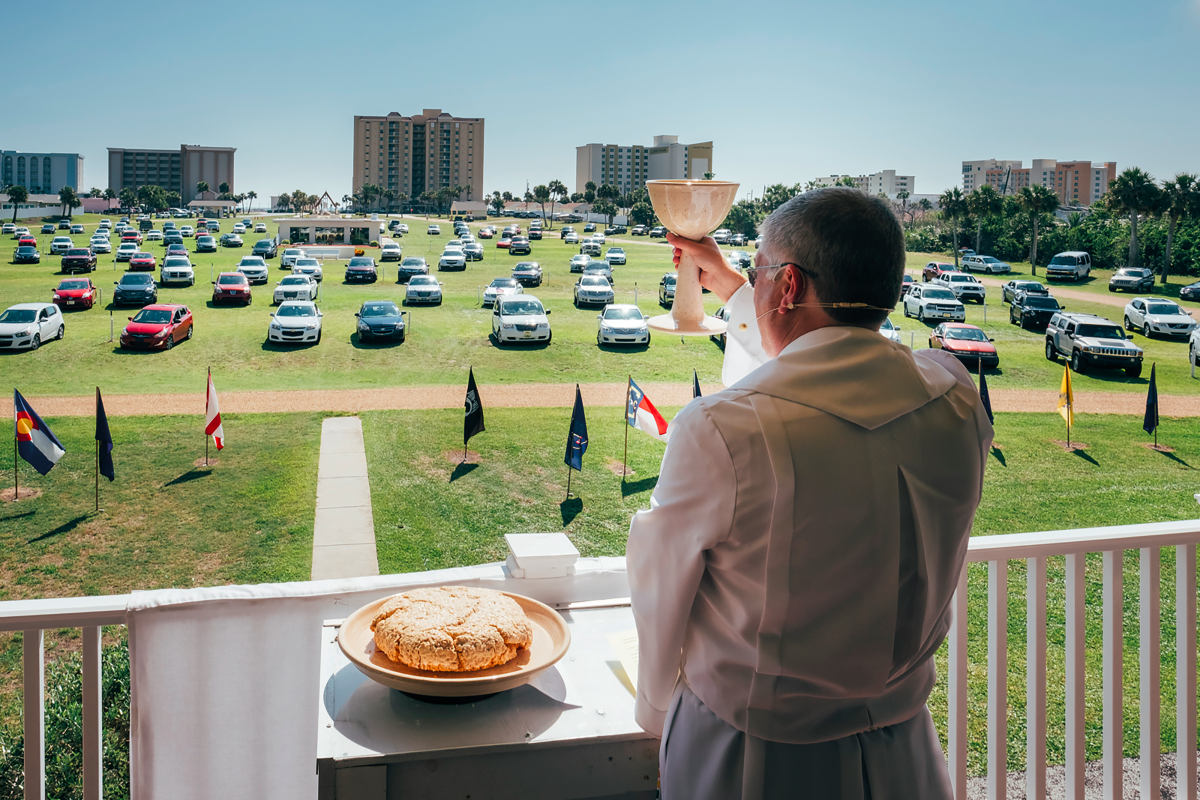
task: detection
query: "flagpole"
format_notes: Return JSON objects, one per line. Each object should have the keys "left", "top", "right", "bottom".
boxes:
{"left": 622, "top": 376, "right": 630, "bottom": 484}
{"left": 565, "top": 464, "right": 572, "bottom": 500}
{"left": 12, "top": 433, "right": 16, "bottom": 502}
{"left": 95, "top": 387, "right": 100, "bottom": 513}
{"left": 205, "top": 367, "right": 210, "bottom": 467}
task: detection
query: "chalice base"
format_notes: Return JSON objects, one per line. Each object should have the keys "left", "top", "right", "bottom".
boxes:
{"left": 647, "top": 312, "right": 728, "bottom": 336}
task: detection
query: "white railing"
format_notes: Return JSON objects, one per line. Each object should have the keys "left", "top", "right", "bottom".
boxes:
{"left": 2, "top": 521, "right": 1199, "bottom": 799}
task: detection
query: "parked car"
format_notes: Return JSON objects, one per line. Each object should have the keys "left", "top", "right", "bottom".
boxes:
{"left": 1108, "top": 267, "right": 1155, "bottom": 293}
{"left": 564, "top": 232, "right": 579, "bottom": 244}
{"left": 478, "top": 228, "right": 494, "bottom": 239}
{"left": 344, "top": 256, "right": 378, "bottom": 283}
{"left": 120, "top": 231, "right": 143, "bottom": 245}
{"left": 902, "top": 284, "right": 965, "bottom": 322}
{"left": 255, "top": 223, "right": 267, "bottom": 233}
{"left": 580, "top": 241, "right": 602, "bottom": 257}
{"left": 14, "top": 246, "right": 40, "bottom": 264}
{"left": 128, "top": 252, "right": 157, "bottom": 272}
{"left": 220, "top": 233, "right": 244, "bottom": 248}
{"left": 497, "top": 237, "right": 513, "bottom": 249}
{"left": 730, "top": 233, "right": 748, "bottom": 247}
{"left": 61, "top": 248, "right": 97, "bottom": 273}
{"left": 236, "top": 256, "right": 270, "bottom": 285}
{"left": 559, "top": 226, "right": 575, "bottom": 240}
{"left": 17, "top": 235, "right": 37, "bottom": 249}
{"left": 1, "top": 223, "right": 16, "bottom": 235}
{"left": 900, "top": 275, "right": 915, "bottom": 296}
{"left": 574, "top": 275, "right": 615, "bottom": 307}
{"left": 1009, "top": 291, "right": 1063, "bottom": 330}
{"left": 482, "top": 277, "right": 524, "bottom": 306}
{"left": 427, "top": 224, "right": 441, "bottom": 235}
{"left": 113, "top": 272, "right": 158, "bottom": 306}
{"left": 120, "top": 304, "right": 193, "bottom": 350}
{"left": 583, "top": 223, "right": 596, "bottom": 233}
{"left": 396, "top": 257, "right": 428, "bottom": 281}
{"left": 509, "top": 237, "right": 532, "bottom": 255}
{"left": 511, "top": 261, "right": 542, "bottom": 287}
{"left": 649, "top": 226, "right": 667, "bottom": 238}
{"left": 180, "top": 225, "right": 194, "bottom": 237}
{"left": 232, "top": 224, "right": 246, "bottom": 235}
{"left": 403, "top": 274, "right": 443, "bottom": 305}
{"left": 292, "top": 258, "right": 324, "bottom": 283}
{"left": 463, "top": 243, "right": 484, "bottom": 261}
{"left": 212, "top": 272, "right": 252, "bottom": 305}
{"left": 50, "top": 236, "right": 75, "bottom": 255}
{"left": 1001, "top": 280, "right": 1049, "bottom": 304}
{"left": 492, "top": 295, "right": 551, "bottom": 345}
{"left": 145, "top": 230, "right": 163, "bottom": 242}
{"left": 932, "top": 272, "right": 986, "bottom": 303}
{"left": 58, "top": 220, "right": 72, "bottom": 230}
{"left": 583, "top": 261, "right": 614, "bottom": 283}
{"left": 596, "top": 304, "right": 649, "bottom": 346}
{"left": 12, "top": 227, "right": 30, "bottom": 238}
{"left": 269, "top": 301, "right": 323, "bottom": 344}
{"left": 928, "top": 323, "right": 998, "bottom": 369}
{"left": 659, "top": 273, "right": 676, "bottom": 306}
{"left": 1123, "top": 298, "right": 1195, "bottom": 338}
{"left": 0, "top": 303, "right": 64, "bottom": 350}
{"left": 115, "top": 243, "right": 139, "bottom": 262}
{"left": 252, "top": 239, "right": 278, "bottom": 259}
{"left": 380, "top": 242, "right": 403, "bottom": 261}
{"left": 53, "top": 278, "right": 99, "bottom": 310}
{"left": 960, "top": 255, "right": 1011, "bottom": 275}
{"left": 1045, "top": 251, "right": 1092, "bottom": 281}
{"left": 438, "top": 249, "right": 467, "bottom": 271}
{"left": 161, "top": 256, "right": 195, "bottom": 286}
{"left": 398, "top": 224, "right": 409, "bottom": 234}
{"left": 281, "top": 248, "right": 307, "bottom": 268}
{"left": 164, "top": 231, "right": 184, "bottom": 246}
{"left": 273, "top": 275, "right": 319, "bottom": 304}
{"left": 1180, "top": 281, "right": 1200, "bottom": 302}
{"left": 922, "top": 261, "right": 957, "bottom": 282}
{"left": 195, "top": 235, "right": 217, "bottom": 253}
{"left": 165, "top": 243, "right": 190, "bottom": 259}
{"left": 1045, "top": 312, "right": 1143, "bottom": 376}
{"left": 41, "top": 223, "right": 56, "bottom": 235}
{"left": 355, "top": 300, "right": 406, "bottom": 343}
{"left": 879, "top": 317, "right": 901, "bottom": 343}
{"left": 605, "top": 247, "right": 627, "bottom": 266}
{"left": 631, "top": 225, "right": 646, "bottom": 236}
{"left": 90, "top": 237, "right": 112, "bottom": 254}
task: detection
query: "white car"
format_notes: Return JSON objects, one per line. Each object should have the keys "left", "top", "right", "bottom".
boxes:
{"left": 932, "top": 273, "right": 986, "bottom": 303}
{"left": 161, "top": 256, "right": 195, "bottom": 286}
{"left": 605, "top": 247, "right": 626, "bottom": 265}
{"left": 483, "top": 277, "right": 524, "bottom": 306}
{"left": 0, "top": 303, "right": 64, "bottom": 350}
{"left": 274, "top": 275, "right": 319, "bottom": 304}
{"left": 439, "top": 249, "right": 466, "bottom": 271}
{"left": 961, "top": 255, "right": 1011, "bottom": 275}
{"left": 180, "top": 226, "right": 194, "bottom": 237}
{"left": 879, "top": 317, "right": 901, "bottom": 344}
{"left": 292, "top": 258, "right": 324, "bottom": 283}
{"left": 254, "top": 223, "right": 267, "bottom": 233}
{"left": 902, "top": 285, "right": 965, "bottom": 322}
{"left": 427, "top": 224, "right": 441, "bottom": 235}
{"left": 404, "top": 274, "right": 443, "bottom": 305}
{"left": 380, "top": 242, "right": 403, "bottom": 261}
{"left": 116, "top": 243, "right": 139, "bottom": 262}
{"left": 145, "top": 230, "right": 163, "bottom": 242}
{"left": 99, "top": 219, "right": 112, "bottom": 230}
{"left": 596, "top": 304, "right": 650, "bottom": 346}
{"left": 1, "top": 223, "right": 15, "bottom": 235}
{"left": 91, "top": 237, "right": 112, "bottom": 254}
{"left": 50, "top": 236, "right": 74, "bottom": 255}
{"left": 712, "top": 228, "right": 733, "bottom": 245}
{"left": 446, "top": 239, "right": 464, "bottom": 249}
{"left": 1124, "top": 297, "right": 1195, "bottom": 339}
{"left": 592, "top": 233, "right": 606, "bottom": 245}
{"left": 13, "top": 227, "right": 30, "bottom": 238}
{"left": 233, "top": 224, "right": 246, "bottom": 234}
{"left": 574, "top": 275, "right": 615, "bottom": 307}
{"left": 268, "top": 301, "right": 323, "bottom": 344}
{"left": 236, "top": 256, "right": 270, "bottom": 285}
{"left": 459, "top": 234, "right": 476, "bottom": 244}
{"left": 492, "top": 295, "right": 551, "bottom": 345}
{"left": 281, "top": 248, "right": 307, "bottom": 268}
{"left": 564, "top": 232, "right": 579, "bottom": 244}
{"left": 398, "top": 224, "right": 409, "bottom": 234}
{"left": 91, "top": 228, "right": 111, "bottom": 240}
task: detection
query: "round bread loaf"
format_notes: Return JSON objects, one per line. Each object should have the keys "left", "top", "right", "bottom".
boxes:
{"left": 371, "top": 586, "right": 534, "bottom": 672}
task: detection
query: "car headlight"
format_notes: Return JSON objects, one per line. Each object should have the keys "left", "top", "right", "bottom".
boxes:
{"left": 358, "top": 321, "right": 369, "bottom": 330}
{"left": 305, "top": 323, "right": 319, "bottom": 330}
{"left": 154, "top": 329, "right": 169, "bottom": 338}
{"left": 538, "top": 323, "right": 548, "bottom": 329}
{"left": 21, "top": 326, "right": 35, "bottom": 336}
{"left": 501, "top": 323, "right": 514, "bottom": 329}
{"left": 121, "top": 327, "right": 130, "bottom": 336}
{"left": 270, "top": 323, "right": 281, "bottom": 331}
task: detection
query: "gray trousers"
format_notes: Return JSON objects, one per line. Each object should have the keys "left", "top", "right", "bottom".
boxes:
{"left": 660, "top": 683, "right": 953, "bottom": 800}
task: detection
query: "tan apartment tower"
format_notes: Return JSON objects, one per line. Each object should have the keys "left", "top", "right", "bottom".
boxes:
{"left": 352, "top": 110, "right": 484, "bottom": 203}
{"left": 107, "top": 145, "right": 235, "bottom": 201}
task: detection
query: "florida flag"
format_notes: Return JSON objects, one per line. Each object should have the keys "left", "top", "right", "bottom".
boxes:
{"left": 205, "top": 372, "right": 224, "bottom": 449}
{"left": 626, "top": 379, "right": 670, "bottom": 442}
{"left": 14, "top": 390, "right": 65, "bottom": 475}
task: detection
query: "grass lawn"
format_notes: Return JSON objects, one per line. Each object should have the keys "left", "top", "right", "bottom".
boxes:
{"left": 360, "top": 406, "right": 1200, "bottom": 774}
{"left": 2, "top": 215, "right": 1198, "bottom": 401}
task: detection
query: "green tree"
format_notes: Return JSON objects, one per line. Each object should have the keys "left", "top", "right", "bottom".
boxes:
{"left": 760, "top": 183, "right": 797, "bottom": 214}
{"left": 592, "top": 200, "right": 617, "bottom": 227}
{"left": 570, "top": 192, "right": 584, "bottom": 203}
{"left": 165, "top": 191, "right": 181, "bottom": 209}
{"left": 247, "top": 190, "right": 258, "bottom": 213}
{"left": 103, "top": 187, "right": 117, "bottom": 209}
{"left": 218, "top": 181, "right": 230, "bottom": 195}
{"left": 836, "top": 176, "right": 857, "bottom": 188}
{"left": 1106, "top": 167, "right": 1162, "bottom": 270}
{"left": 196, "top": 181, "right": 209, "bottom": 195}
{"left": 703, "top": 171, "right": 715, "bottom": 180}
{"left": 277, "top": 192, "right": 291, "bottom": 212}
{"left": 532, "top": 184, "right": 551, "bottom": 225}
{"left": 583, "top": 190, "right": 595, "bottom": 204}
{"left": 489, "top": 192, "right": 506, "bottom": 214}
{"left": 547, "top": 179, "right": 567, "bottom": 229}
{"left": 87, "top": 187, "right": 102, "bottom": 198}
{"left": 585, "top": 181, "right": 596, "bottom": 195}
{"left": 629, "top": 201, "right": 656, "bottom": 227}
{"left": 58, "top": 185, "right": 80, "bottom": 218}
{"left": 1015, "top": 185, "right": 1060, "bottom": 276}
{"left": 966, "top": 185, "right": 1004, "bottom": 253}
{"left": 938, "top": 187, "right": 968, "bottom": 267}
{"left": 119, "top": 187, "right": 137, "bottom": 210}
{"left": 722, "top": 200, "right": 763, "bottom": 237}
{"left": 6, "top": 184, "right": 28, "bottom": 223}
{"left": 1159, "top": 173, "right": 1200, "bottom": 284}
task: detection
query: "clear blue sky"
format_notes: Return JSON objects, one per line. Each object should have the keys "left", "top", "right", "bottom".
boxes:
{"left": 4, "top": 0, "right": 1197, "bottom": 204}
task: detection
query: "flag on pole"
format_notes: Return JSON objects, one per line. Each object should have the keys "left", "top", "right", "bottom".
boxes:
{"left": 978, "top": 369, "right": 994, "bottom": 425}
{"left": 627, "top": 379, "right": 670, "bottom": 442}
{"left": 1057, "top": 364, "right": 1073, "bottom": 429}
{"left": 14, "top": 390, "right": 65, "bottom": 476}
{"left": 464, "top": 367, "right": 485, "bottom": 445}
{"left": 564, "top": 385, "right": 588, "bottom": 471}
{"left": 1143, "top": 363, "right": 1158, "bottom": 436}
{"left": 693, "top": 370, "right": 702, "bottom": 399}
{"left": 205, "top": 372, "right": 224, "bottom": 450}
{"left": 96, "top": 388, "right": 114, "bottom": 481}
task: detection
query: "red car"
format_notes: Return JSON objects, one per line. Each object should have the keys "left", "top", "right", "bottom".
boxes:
{"left": 129, "top": 252, "right": 157, "bottom": 271}
{"left": 922, "top": 261, "right": 957, "bottom": 282}
{"left": 212, "top": 272, "right": 252, "bottom": 305}
{"left": 119, "top": 304, "right": 193, "bottom": 350}
{"left": 928, "top": 322, "right": 999, "bottom": 369}
{"left": 477, "top": 228, "right": 493, "bottom": 239}
{"left": 121, "top": 231, "right": 143, "bottom": 245}
{"left": 900, "top": 274, "right": 915, "bottom": 296}
{"left": 18, "top": 236, "right": 37, "bottom": 248}
{"left": 497, "top": 237, "right": 512, "bottom": 248}
{"left": 53, "top": 277, "right": 99, "bottom": 310}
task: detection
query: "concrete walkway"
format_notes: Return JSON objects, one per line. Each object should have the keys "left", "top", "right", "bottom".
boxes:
{"left": 311, "top": 417, "right": 379, "bottom": 580}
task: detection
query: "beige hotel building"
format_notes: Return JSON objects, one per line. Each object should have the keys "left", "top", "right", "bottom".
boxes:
{"left": 575, "top": 135, "right": 713, "bottom": 194}
{"left": 352, "top": 110, "right": 484, "bottom": 201}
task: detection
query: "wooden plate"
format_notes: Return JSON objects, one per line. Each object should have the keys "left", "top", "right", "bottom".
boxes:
{"left": 338, "top": 591, "right": 571, "bottom": 697}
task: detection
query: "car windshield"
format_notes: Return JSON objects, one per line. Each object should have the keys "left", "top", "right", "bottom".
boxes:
{"left": 198, "top": 237, "right": 214, "bottom": 243}
{"left": 923, "top": 289, "right": 956, "bottom": 300}
{"left": 277, "top": 305, "right": 316, "bottom": 317}
{"left": 133, "top": 309, "right": 173, "bottom": 324}
{"left": 1146, "top": 303, "right": 1181, "bottom": 315}
{"left": 1050, "top": 255, "right": 1078, "bottom": 265}
{"left": 409, "top": 276, "right": 437, "bottom": 286}
{"left": 66, "top": 249, "right": 89, "bottom": 256}
{"left": 490, "top": 279, "right": 519, "bottom": 288}
{"left": 296, "top": 259, "right": 319, "bottom": 267}
{"left": 348, "top": 258, "right": 373, "bottom": 267}
{"left": 514, "top": 262, "right": 537, "bottom": 271}
{"left": 1116, "top": 269, "right": 1146, "bottom": 277}
{"left": 133, "top": 253, "right": 151, "bottom": 260}
{"left": 663, "top": 275, "right": 676, "bottom": 285}
{"left": 280, "top": 277, "right": 308, "bottom": 285}
{"left": 16, "top": 247, "right": 35, "bottom": 253}
{"left": 950, "top": 275, "right": 974, "bottom": 283}
{"left": 1025, "top": 296, "right": 1060, "bottom": 309}
{"left": 164, "top": 259, "right": 190, "bottom": 267}
{"left": 401, "top": 258, "right": 424, "bottom": 267}
{"left": 119, "top": 244, "right": 137, "bottom": 250}
{"left": 980, "top": 257, "right": 1001, "bottom": 264}
{"left": 604, "top": 308, "right": 642, "bottom": 321}
{"left": 581, "top": 277, "right": 609, "bottom": 287}
{"left": 361, "top": 303, "right": 399, "bottom": 317}
{"left": 239, "top": 258, "right": 265, "bottom": 266}
{"left": 609, "top": 248, "right": 624, "bottom": 254}
{"left": 880, "top": 318, "right": 895, "bottom": 331}
{"left": 55, "top": 238, "right": 71, "bottom": 243}
{"left": 1077, "top": 324, "right": 1124, "bottom": 339}
{"left": 218, "top": 275, "right": 246, "bottom": 285}
{"left": 121, "top": 274, "right": 153, "bottom": 285}
{"left": 59, "top": 281, "right": 88, "bottom": 290}
{"left": 945, "top": 327, "right": 988, "bottom": 341}
{"left": 0, "top": 309, "right": 37, "bottom": 323}
{"left": 500, "top": 300, "right": 544, "bottom": 315}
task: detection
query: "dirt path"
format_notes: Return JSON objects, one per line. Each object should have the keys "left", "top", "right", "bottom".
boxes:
{"left": 4, "top": 383, "right": 1199, "bottom": 417}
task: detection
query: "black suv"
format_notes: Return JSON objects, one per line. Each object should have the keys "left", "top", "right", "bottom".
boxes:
{"left": 1009, "top": 291, "right": 1063, "bottom": 330}
{"left": 112, "top": 272, "right": 158, "bottom": 306}
{"left": 1045, "top": 312, "right": 1143, "bottom": 377}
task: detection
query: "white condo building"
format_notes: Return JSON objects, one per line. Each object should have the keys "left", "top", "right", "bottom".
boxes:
{"left": 575, "top": 135, "right": 713, "bottom": 194}
{"left": 811, "top": 170, "right": 915, "bottom": 199}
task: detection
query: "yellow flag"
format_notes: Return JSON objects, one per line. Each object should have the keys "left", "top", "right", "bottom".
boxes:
{"left": 1057, "top": 364, "right": 1074, "bottom": 428}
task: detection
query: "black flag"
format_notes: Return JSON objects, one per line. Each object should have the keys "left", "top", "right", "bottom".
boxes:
{"left": 1143, "top": 363, "right": 1158, "bottom": 436}
{"left": 979, "top": 369, "right": 994, "bottom": 425}
{"left": 96, "top": 388, "right": 114, "bottom": 481}
{"left": 564, "top": 385, "right": 588, "bottom": 471}
{"left": 464, "top": 368, "right": 485, "bottom": 445}
{"left": 693, "top": 369, "right": 702, "bottom": 399}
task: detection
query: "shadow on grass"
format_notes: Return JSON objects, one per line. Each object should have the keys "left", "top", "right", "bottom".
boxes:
{"left": 1155, "top": 449, "right": 1195, "bottom": 469}
{"left": 621, "top": 475, "right": 659, "bottom": 497}
{"left": 597, "top": 342, "right": 650, "bottom": 354}
{"left": 164, "top": 469, "right": 214, "bottom": 488}
{"left": 560, "top": 497, "right": 583, "bottom": 527}
{"left": 990, "top": 446, "right": 1007, "bottom": 467}
{"left": 260, "top": 338, "right": 318, "bottom": 351}
{"left": 28, "top": 513, "right": 92, "bottom": 544}
{"left": 0, "top": 509, "right": 37, "bottom": 523}
{"left": 449, "top": 462, "right": 478, "bottom": 482}
{"left": 1072, "top": 448, "right": 1100, "bottom": 466}
{"left": 351, "top": 332, "right": 405, "bottom": 350}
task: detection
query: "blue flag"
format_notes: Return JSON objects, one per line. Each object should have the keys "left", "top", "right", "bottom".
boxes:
{"left": 96, "top": 388, "right": 114, "bottom": 481}
{"left": 693, "top": 369, "right": 702, "bottom": 399}
{"left": 1143, "top": 363, "right": 1158, "bottom": 436}
{"left": 564, "top": 385, "right": 588, "bottom": 471}
{"left": 14, "top": 390, "right": 65, "bottom": 476}
{"left": 979, "top": 369, "right": 994, "bottom": 425}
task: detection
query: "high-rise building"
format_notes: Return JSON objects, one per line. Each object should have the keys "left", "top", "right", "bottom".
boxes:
{"left": 811, "top": 170, "right": 915, "bottom": 198}
{"left": 0, "top": 151, "right": 85, "bottom": 194}
{"left": 107, "top": 145, "right": 235, "bottom": 201}
{"left": 575, "top": 135, "right": 714, "bottom": 194}
{"left": 962, "top": 159, "right": 1023, "bottom": 193}
{"left": 352, "top": 110, "right": 484, "bottom": 202}
{"left": 965, "top": 158, "right": 1116, "bottom": 205}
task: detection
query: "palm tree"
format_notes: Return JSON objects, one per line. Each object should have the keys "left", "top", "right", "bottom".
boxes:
{"left": 532, "top": 184, "right": 551, "bottom": 225}
{"left": 196, "top": 181, "right": 209, "bottom": 195}
{"left": 6, "top": 184, "right": 28, "bottom": 223}
{"left": 966, "top": 185, "right": 1003, "bottom": 253}
{"left": 103, "top": 187, "right": 117, "bottom": 209}
{"left": 1015, "top": 186, "right": 1059, "bottom": 276}
{"left": 1159, "top": 174, "right": 1199, "bottom": 285}
{"left": 247, "top": 190, "right": 258, "bottom": 213}
{"left": 58, "top": 185, "right": 79, "bottom": 218}
{"left": 278, "top": 193, "right": 291, "bottom": 212}
{"left": 218, "top": 182, "right": 230, "bottom": 195}
{"left": 547, "top": 179, "right": 567, "bottom": 229}
{"left": 937, "top": 188, "right": 968, "bottom": 267}
{"left": 1107, "top": 167, "right": 1162, "bottom": 270}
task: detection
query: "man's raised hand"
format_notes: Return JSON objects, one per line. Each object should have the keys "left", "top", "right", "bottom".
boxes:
{"left": 666, "top": 232, "right": 747, "bottom": 303}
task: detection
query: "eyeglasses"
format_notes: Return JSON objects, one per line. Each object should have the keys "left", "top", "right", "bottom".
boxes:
{"left": 745, "top": 262, "right": 799, "bottom": 287}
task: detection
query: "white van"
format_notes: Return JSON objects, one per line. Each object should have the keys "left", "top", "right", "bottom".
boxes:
{"left": 1046, "top": 251, "right": 1092, "bottom": 281}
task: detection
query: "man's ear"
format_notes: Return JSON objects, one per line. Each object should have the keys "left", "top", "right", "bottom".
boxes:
{"left": 780, "top": 264, "right": 804, "bottom": 310}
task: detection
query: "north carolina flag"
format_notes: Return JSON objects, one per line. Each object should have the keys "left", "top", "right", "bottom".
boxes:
{"left": 14, "top": 390, "right": 65, "bottom": 476}
{"left": 205, "top": 372, "right": 224, "bottom": 449}
{"left": 627, "top": 379, "right": 670, "bottom": 442}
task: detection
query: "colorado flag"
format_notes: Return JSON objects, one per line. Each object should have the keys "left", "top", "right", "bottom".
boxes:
{"left": 626, "top": 379, "right": 670, "bottom": 442}
{"left": 14, "top": 390, "right": 65, "bottom": 476}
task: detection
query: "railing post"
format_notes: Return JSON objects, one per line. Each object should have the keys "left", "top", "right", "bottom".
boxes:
{"left": 83, "top": 626, "right": 102, "bottom": 800}
{"left": 1026, "top": 556, "right": 1047, "bottom": 799}
{"left": 1138, "top": 548, "right": 1160, "bottom": 800}
{"left": 987, "top": 559, "right": 1008, "bottom": 800}
{"left": 949, "top": 568, "right": 968, "bottom": 799}
{"left": 1066, "top": 552, "right": 1086, "bottom": 800}
{"left": 1178, "top": 543, "right": 1197, "bottom": 800}
{"left": 1102, "top": 549, "right": 1124, "bottom": 800}
{"left": 23, "top": 628, "right": 44, "bottom": 800}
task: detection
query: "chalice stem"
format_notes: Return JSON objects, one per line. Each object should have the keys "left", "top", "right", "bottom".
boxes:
{"left": 672, "top": 248, "right": 705, "bottom": 329}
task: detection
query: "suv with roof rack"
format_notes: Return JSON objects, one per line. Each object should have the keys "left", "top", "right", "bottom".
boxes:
{"left": 1045, "top": 312, "right": 1143, "bottom": 377}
